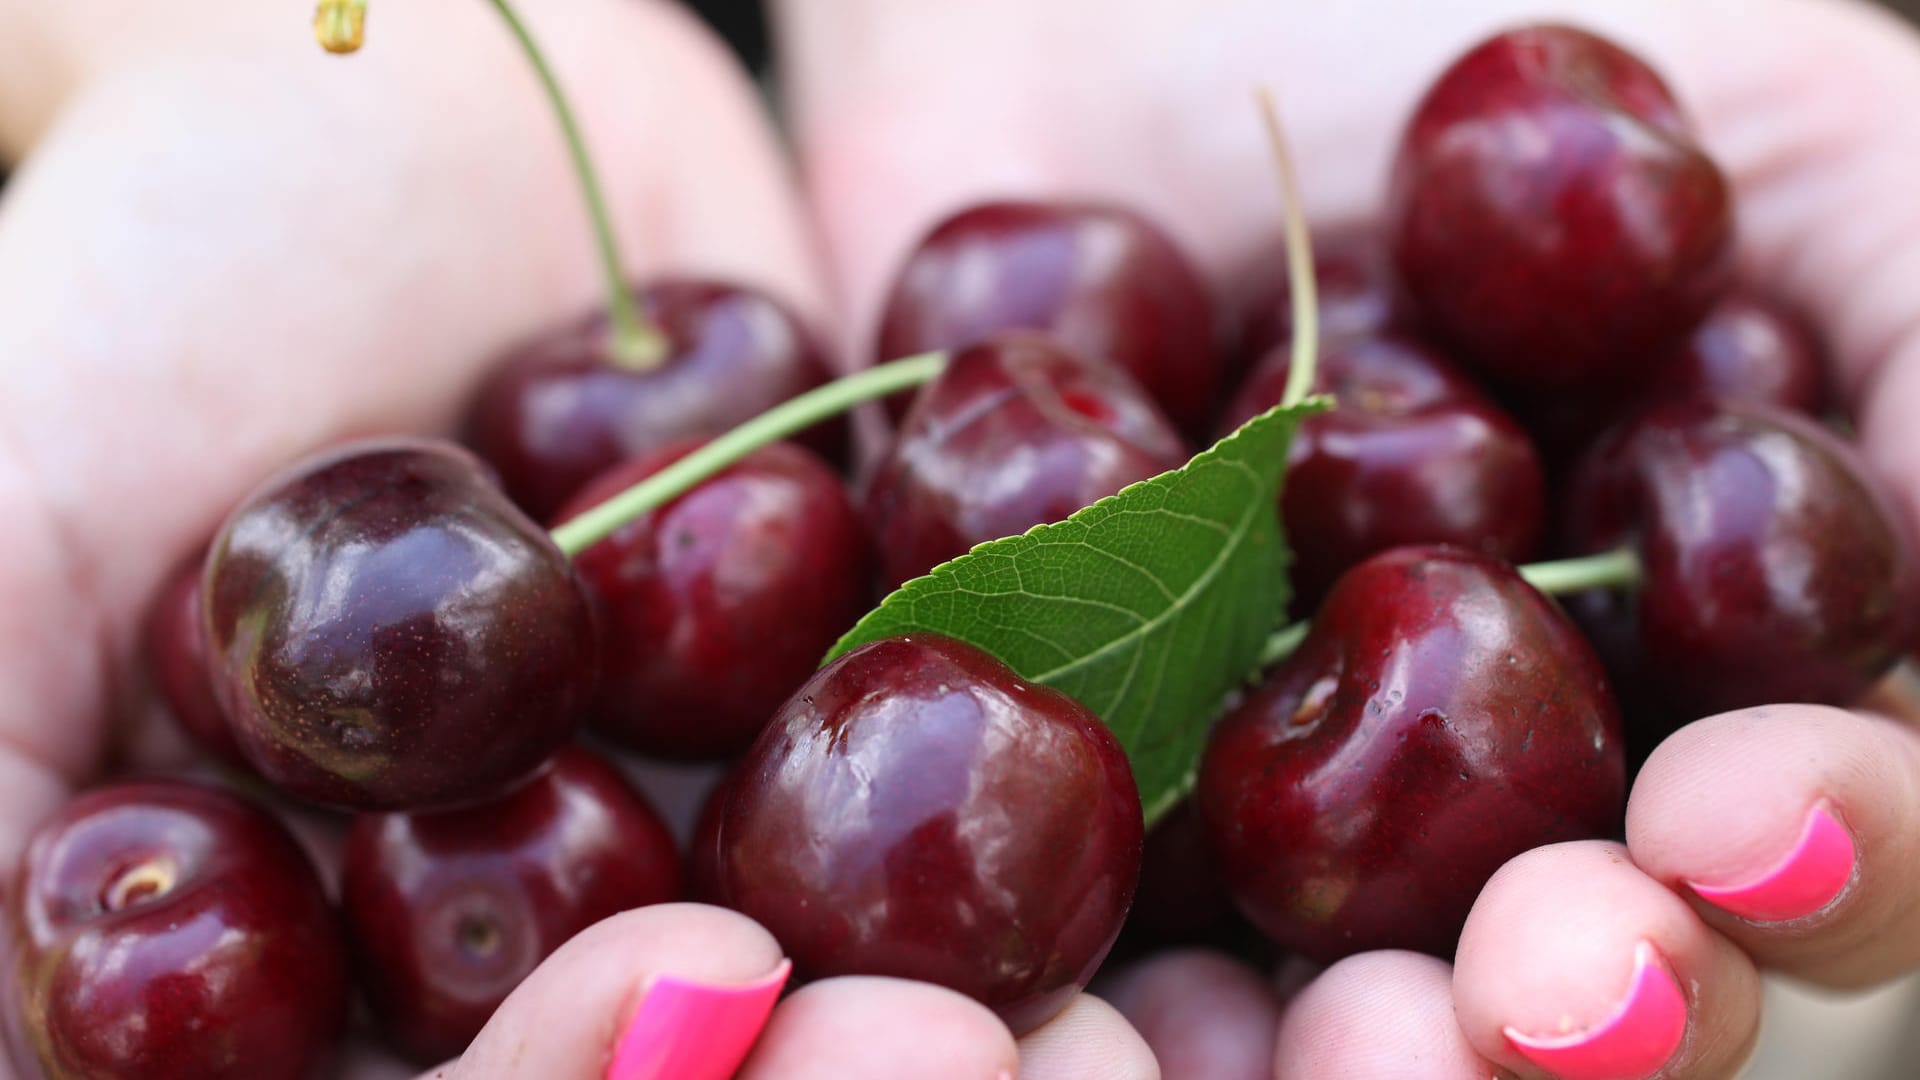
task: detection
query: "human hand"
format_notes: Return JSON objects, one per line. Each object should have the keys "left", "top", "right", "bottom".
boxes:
{"left": 0, "top": 1, "right": 1151, "bottom": 1076}
{"left": 776, "top": 0, "right": 1920, "bottom": 1075}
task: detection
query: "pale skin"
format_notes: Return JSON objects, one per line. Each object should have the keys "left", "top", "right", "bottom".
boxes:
{"left": 2, "top": 1, "right": 1920, "bottom": 1076}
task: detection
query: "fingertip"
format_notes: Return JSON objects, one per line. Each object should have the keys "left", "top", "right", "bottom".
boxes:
{"left": 1275, "top": 951, "right": 1489, "bottom": 1079}
{"left": 736, "top": 976, "right": 1018, "bottom": 1080}
{"left": 1015, "top": 994, "right": 1159, "bottom": 1080}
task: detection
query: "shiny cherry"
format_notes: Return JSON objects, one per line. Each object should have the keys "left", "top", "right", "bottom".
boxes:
{"left": 466, "top": 279, "right": 842, "bottom": 520}
{"left": 1198, "top": 546, "right": 1625, "bottom": 962}
{"left": 865, "top": 333, "right": 1188, "bottom": 590}
{"left": 1388, "top": 24, "right": 1733, "bottom": 387}
{"left": 9, "top": 779, "right": 347, "bottom": 1080}
{"left": 202, "top": 438, "right": 596, "bottom": 810}
{"left": 1563, "top": 401, "right": 1920, "bottom": 747}
{"left": 720, "top": 634, "right": 1142, "bottom": 1035}
{"left": 1514, "top": 290, "right": 1831, "bottom": 464}
{"left": 143, "top": 553, "right": 246, "bottom": 768}
{"left": 558, "top": 440, "right": 872, "bottom": 759}
{"left": 1234, "top": 231, "right": 1401, "bottom": 365}
{"left": 875, "top": 201, "right": 1218, "bottom": 432}
{"left": 1219, "top": 334, "right": 1544, "bottom": 610}
{"left": 341, "top": 746, "right": 681, "bottom": 1064}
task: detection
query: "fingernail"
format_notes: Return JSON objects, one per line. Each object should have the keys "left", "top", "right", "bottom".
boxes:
{"left": 1504, "top": 941, "right": 1686, "bottom": 1080}
{"left": 606, "top": 959, "right": 791, "bottom": 1080}
{"left": 1687, "top": 799, "right": 1855, "bottom": 923}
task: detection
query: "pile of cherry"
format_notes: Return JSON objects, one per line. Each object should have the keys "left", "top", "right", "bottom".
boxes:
{"left": 15, "top": 23, "right": 1920, "bottom": 1080}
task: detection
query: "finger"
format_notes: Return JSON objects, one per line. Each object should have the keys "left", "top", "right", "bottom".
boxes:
{"left": 1274, "top": 952, "right": 1491, "bottom": 1080}
{"left": 1454, "top": 841, "right": 1762, "bottom": 1080}
{"left": 1104, "top": 949, "right": 1279, "bottom": 1080}
{"left": 1014, "top": 994, "right": 1158, "bottom": 1080}
{"left": 0, "top": 0, "right": 828, "bottom": 772}
{"left": 734, "top": 976, "right": 1018, "bottom": 1080}
{"left": 443, "top": 903, "right": 787, "bottom": 1080}
{"left": 1626, "top": 704, "right": 1920, "bottom": 988}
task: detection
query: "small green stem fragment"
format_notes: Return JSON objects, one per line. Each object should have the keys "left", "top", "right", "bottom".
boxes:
{"left": 484, "top": 0, "right": 666, "bottom": 369}
{"left": 1256, "top": 88, "right": 1318, "bottom": 410}
{"left": 1253, "top": 547, "right": 1641, "bottom": 670}
{"left": 1519, "top": 547, "right": 1643, "bottom": 596}
{"left": 549, "top": 353, "right": 947, "bottom": 557}
{"left": 315, "top": 0, "right": 369, "bottom": 53}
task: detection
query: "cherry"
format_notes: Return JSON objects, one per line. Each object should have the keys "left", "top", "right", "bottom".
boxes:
{"left": 557, "top": 440, "right": 872, "bottom": 759}
{"left": 143, "top": 553, "right": 246, "bottom": 768}
{"left": 10, "top": 779, "right": 347, "bottom": 1080}
{"left": 202, "top": 438, "right": 597, "bottom": 810}
{"left": 1388, "top": 24, "right": 1733, "bottom": 387}
{"left": 1218, "top": 334, "right": 1544, "bottom": 610}
{"left": 1234, "top": 231, "right": 1400, "bottom": 365}
{"left": 1514, "top": 290, "right": 1831, "bottom": 465}
{"left": 875, "top": 201, "right": 1218, "bottom": 433}
{"left": 719, "top": 634, "right": 1142, "bottom": 1035}
{"left": 341, "top": 746, "right": 681, "bottom": 1064}
{"left": 466, "top": 279, "right": 843, "bottom": 521}
{"left": 865, "top": 333, "right": 1188, "bottom": 590}
{"left": 1562, "top": 401, "right": 1920, "bottom": 747}
{"left": 1198, "top": 546, "right": 1625, "bottom": 962}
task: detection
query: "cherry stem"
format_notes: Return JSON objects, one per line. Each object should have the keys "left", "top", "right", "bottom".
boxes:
{"left": 1257, "top": 87, "right": 1318, "bottom": 410}
{"left": 314, "top": 0, "right": 369, "bottom": 53}
{"left": 1256, "top": 547, "right": 1643, "bottom": 668}
{"left": 482, "top": 0, "right": 667, "bottom": 370}
{"left": 549, "top": 352, "right": 947, "bottom": 557}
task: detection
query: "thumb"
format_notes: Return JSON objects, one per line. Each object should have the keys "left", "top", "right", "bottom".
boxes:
{"left": 435, "top": 904, "right": 789, "bottom": 1080}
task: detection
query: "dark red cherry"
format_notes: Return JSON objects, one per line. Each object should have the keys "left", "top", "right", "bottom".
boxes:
{"left": 1234, "top": 231, "right": 1400, "bottom": 365}
{"left": 557, "top": 440, "right": 872, "bottom": 759}
{"left": 1514, "top": 290, "right": 1831, "bottom": 465}
{"left": 865, "top": 334, "right": 1188, "bottom": 590}
{"left": 1388, "top": 24, "right": 1733, "bottom": 387}
{"left": 202, "top": 438, "right": 596, "bottom": 810}
{"left": 1219, "top": 334, "right": 1544, "bottom": 611}
{"left": 720, "top": 634, "right": 1142, "bottom": 1035}
{"left": 1562, "top": 401, "right": 1920, "bottom": 747}
{"left": 143, "top": 553, "right": 246, "bottom": 768}
{"left": 341, "top": 746, "right": 681, "bottom": 1064}
{"left": 466, "top": 279, "right": 842, "bottom": 521}
{"left": 876, "top": 201, "right": 1218, "bottom": 432}
{"left": 10, "top": 779, "right": 347, "bottom": 1080}
{"left": 1198, "top": 546, "right": 1625, "bottom": 962}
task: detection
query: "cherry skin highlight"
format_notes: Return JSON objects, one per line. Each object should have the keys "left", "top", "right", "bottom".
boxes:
{"left": 202, "top": 438, "right": 597, "bottom": 810}
{"left": 144, "top": 553, "right": 247, "bottom": 768}
{"left": 1562, "top": 400, "right": 1920, "bottom": 750}
{"left": 865, "top": 333, "right": 1188, "bottom": 590}
{"left": 466, "top": 279, "right": 842, "bottom": 520}
{"left": 10, "top": 779, "right": 347, "bottom": 1080}
{"left": 876, "top": 200, "right": 1218, "bottom": 432}
{"left": 341, "top": 747, "right": 682, "bottom": 1064}
{"left": 1198, "top": 546, "right": 1625, "bottom": 963}
{"left": 1219, "top": 334, "right": 1544, "bottom": 611}
{"left": 558, "top": 440, "right": 872, "bottom": 759}
{"left": 1388, "top": 24, "right": 1733, "bottom": 387}
{"left": 720, "top": 634, "right": 1143, "bottom": 1036}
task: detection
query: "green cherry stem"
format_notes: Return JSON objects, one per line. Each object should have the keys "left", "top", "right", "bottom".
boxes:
{"left": 549, "top": 352, "right": 947, "bottom": 557}
{"left": 482, "top": 0, "right": 666, "bottom": 369}
{"left": 1518, "top": 547, "right": 1644, "bottom": 596}
{"left": 1256, "top": 547, "right": 1642, "bottom": 669}
{"left": 1257, "top": 87, "right": 1319, "bottom": 410}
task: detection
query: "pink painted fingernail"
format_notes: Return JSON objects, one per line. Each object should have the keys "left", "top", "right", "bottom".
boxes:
{"left": 1505, "top": 941, "right": 1686, "bottom": 1080}
{"left": 606, "top": 960, "right": 791, "bottom": 1080}
{"left": 1687, "top": 799, "right": 1854, "bottom": 923}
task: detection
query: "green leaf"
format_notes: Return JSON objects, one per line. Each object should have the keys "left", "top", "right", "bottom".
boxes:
{"left": 826, "top": 397, "right": 1330, "bottom": 826}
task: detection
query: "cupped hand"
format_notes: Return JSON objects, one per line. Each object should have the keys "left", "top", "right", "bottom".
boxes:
{"left": 776, "top": 0, "right": 1920, "bottom": 1076}
{"left": 0, "top": 1, "right": 1150, "bottom": 1077}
